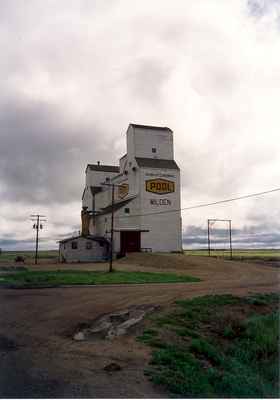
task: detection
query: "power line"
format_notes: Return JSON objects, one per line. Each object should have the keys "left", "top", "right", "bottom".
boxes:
{"left": 114, "top": 187, "right": 280, "bottom": 219}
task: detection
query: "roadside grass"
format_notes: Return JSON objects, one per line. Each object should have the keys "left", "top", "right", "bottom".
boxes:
{"left": 0, "top": 250, "right": 58, "bottom": 262}
{"left": 0, "top": 270, "right": 200, "bottom": 286}
{"left": 185, "top": 249, "right": 280, "bottom": 261}
{"left": 137, "top": 293, "right": 280, "bottom": 398}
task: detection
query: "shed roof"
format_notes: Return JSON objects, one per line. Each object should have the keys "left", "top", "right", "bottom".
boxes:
{"left": 99, "top": 196, "right": 135, "bottom": 215}
{"left": 86, "top": 164, "right": 120, "bottom": 173}
{"left": 130, "top": 123, "right": 172, "bottom": 132}
{"left": 90, "top": 186, "right": 102, "bottom": 195}
{"left": 135, "top": 157, "right": 179, "bottom": 170}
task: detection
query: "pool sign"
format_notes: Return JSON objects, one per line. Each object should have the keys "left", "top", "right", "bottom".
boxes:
{"left": 118, "top": 183, "right": 129, "bottom": 199}
{"left": 145, "top": 178, "right": 175, "bottom": 195}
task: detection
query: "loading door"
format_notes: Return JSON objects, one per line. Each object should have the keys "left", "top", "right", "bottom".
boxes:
{"left": 120, "top": 231, "right": 141, "bottom": 255}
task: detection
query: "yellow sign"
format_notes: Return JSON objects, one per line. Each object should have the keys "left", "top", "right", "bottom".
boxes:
{"left": 118, "top": 183, "right": 129, "bottom": 199}
{"left": 146, "top": 179, "right": 175, "bottom": 195}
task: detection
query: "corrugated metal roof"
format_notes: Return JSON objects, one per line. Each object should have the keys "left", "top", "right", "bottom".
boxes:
{"left": 87, "top": 164, "right": 120, "bottom": 173}
{"left": 99, "top": 197, "right": 135, "bottom": 215}
{"left": 130, "top": 123, "right": 172, "bottom": 132}
{"left": 59, "top": 235, "right": 109, "bottom": 244}
{"left": 135, "top": 157, "right": 179, "bottom": 170}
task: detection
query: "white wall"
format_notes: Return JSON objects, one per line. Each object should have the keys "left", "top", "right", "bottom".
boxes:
{"left": 85, "top": 169, "right": 119, "bottom": 188}
{"left": 139, "top": 167, "right": 182, "bottom": 252}
{"left": 82, "top": 124, "right": 182, "bottom": 254}
{"left": 59, "top": 237, "right": 108, "bottom": 262}
{"left": 126, "top": 125, "right": 174, "bottom": 160}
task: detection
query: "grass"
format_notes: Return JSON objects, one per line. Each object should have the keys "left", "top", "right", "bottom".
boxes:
{"left": 185, "top": 249, "right": 280, "bottom": 260}
{"left": 138, "top": 293, "right": 280, "bottom": 398}
{"left": 0, "top": 270, "right": 200, "bottom": 286}
{"left": 0, "top": 250, "right": 58, "bottom": 261}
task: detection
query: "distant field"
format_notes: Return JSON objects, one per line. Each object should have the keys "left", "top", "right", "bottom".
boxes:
{"left": 1, "top": 249, "right": 280, "bottom": 264}
{"left": 185, "top": 249, "right": 280, "bottom": 260}
{"left": 0, "top": 250, "right": 59, "bottom": 262}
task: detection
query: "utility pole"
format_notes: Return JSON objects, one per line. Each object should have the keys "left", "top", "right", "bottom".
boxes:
{"left": 102, "top": 182, "right": 124, "bottom": 272}
{"left": 30, "top": 214, "right": 46, "bottom": 265}
{"left": 109, "top": 184, "right": 115, "bottom": 273}
{"left": 229, "top": 220, "right": 233, "bottom": 260}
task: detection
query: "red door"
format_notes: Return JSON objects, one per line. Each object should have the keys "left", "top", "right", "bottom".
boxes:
{"left": 120, "top": 231, "right": 141, "bottom": 255}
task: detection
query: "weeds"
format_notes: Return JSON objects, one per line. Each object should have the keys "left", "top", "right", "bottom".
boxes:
{"left": 139, "top": 293, "right": 280, "bottom": 398}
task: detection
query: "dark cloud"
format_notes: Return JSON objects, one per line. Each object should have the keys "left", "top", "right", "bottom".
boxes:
{"left": 0, "top": 95, "right": 117, "bottom": 205}
{"left": 183, "top": 224, "right": 280, "bottom": 248}
{"left": 0, "top": 0, "right": 279, "bottom": 250}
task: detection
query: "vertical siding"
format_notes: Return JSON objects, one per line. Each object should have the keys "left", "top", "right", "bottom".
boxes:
{"left": 60, "top": 237, "right": 108, "bottom": 262}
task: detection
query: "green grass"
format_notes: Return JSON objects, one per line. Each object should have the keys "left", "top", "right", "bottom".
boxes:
{"left": 0, "top": 270, "right": 200, "bottom": 286}
{"left": 185, "top": 248, "right": 280, "bottom": 260}
{"left": 139, "top": 293, "right": 280, "bottom": 398}
{"left": 0, "top": 250, "right": 58, "bottom": 261}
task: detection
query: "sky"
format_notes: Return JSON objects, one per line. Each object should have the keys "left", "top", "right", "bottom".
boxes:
{"left": 0, "top": 0, "right": 279, "bottom": 251}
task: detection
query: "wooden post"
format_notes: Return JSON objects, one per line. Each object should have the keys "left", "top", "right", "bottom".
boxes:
{"left": 207, "top": 219, "right": 211, "bottom": 257}
{"left": 109, "top": 184, "right": 115, "bottom": 272}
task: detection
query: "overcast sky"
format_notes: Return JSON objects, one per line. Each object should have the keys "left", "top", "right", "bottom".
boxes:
{"left": 0, "top": 0, "right": 279, "bottom": 250}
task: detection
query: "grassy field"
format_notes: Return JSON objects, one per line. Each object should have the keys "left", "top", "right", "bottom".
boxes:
{"left": 0, "top": 250, "right": 58, "bottom": 262}
{"left": 137, "top": 293, "right": 280, "bottom": 398}
{"left": 185, "top": 249, "right": 280, "bottom": 260}
{"left": 1, "top": 249, "right": 280, "bottom": 263}
{"left": 0, "top": 270, "right": 200, "bottom": 286}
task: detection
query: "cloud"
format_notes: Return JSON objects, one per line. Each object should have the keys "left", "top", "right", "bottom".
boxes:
{"left": 0, "top": 0, "right": 279, "bottom": 249}
{"left": 183, "top": 223, "right": 280, "bottom": 248}
{"left": 0, "top": 95, "right": 120, "bottom": 205}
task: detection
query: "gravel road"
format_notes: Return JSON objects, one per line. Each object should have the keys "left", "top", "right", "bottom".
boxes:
{"left": 0, "top": 255, "right": 279, "bottom": 398}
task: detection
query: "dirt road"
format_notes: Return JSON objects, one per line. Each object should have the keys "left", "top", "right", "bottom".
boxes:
{"left": 0, "top": 254, "right": 279, "bottom": 398}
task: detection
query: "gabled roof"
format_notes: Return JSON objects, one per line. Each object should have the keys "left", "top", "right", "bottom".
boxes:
{"left": 86, "top": 164, "right": 120, "bottom": 173}
{"left": 130, "top": 123, "right": 172, "bottom": 132}
{"left": 59, "top": 235, "right": 109, "bottom": 244}
{"left": 135, "top": 157, "right": 179, "bottom": 170}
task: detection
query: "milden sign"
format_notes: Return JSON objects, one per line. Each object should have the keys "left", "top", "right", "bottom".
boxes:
{"left": 145, "top": 178, "right": 175, "bottom": 195}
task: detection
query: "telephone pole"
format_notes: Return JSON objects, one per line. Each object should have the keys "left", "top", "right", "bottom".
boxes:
{"left": 30, "top": 214, "right": 46, "bottom": 264}
{"left": 102, "top": 182, "right": 124, "bottom": 272}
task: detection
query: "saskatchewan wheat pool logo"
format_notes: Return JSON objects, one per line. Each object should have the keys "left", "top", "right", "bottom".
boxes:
{"left": 145, "top": 178, "right": 175, "bottom": 195}
{"left": 118, "top": 183, "right": 129, "bottom": 199}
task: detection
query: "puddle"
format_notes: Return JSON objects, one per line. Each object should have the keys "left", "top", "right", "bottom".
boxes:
{"left": 73, "top": 304, "right": 158, "bottom": 341}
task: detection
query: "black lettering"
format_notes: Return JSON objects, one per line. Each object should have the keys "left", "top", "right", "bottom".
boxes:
{"left": 150, "top": 182, "right": 156, "bottom": 190}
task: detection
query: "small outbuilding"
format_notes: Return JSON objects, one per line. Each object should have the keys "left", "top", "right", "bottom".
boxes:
{"left": 59, "top": 235, "right": 109, "bottom": 263}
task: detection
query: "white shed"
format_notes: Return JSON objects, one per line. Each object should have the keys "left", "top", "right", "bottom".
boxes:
{"left": 59, "top": 235, "right": 109, "bottom": 263}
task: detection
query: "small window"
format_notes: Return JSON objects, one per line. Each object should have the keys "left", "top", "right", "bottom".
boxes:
{"left": 71, "top": 241, "right": 78, "bottom": 249}
{"left": 86, "top": 241, "right": 92, "bottom": 250}
{"left": 105, "top": 217, "right": 107, "bottom": 222}
{"left": 124, "top": 208, "right": 130, "bottom": 214}
{"left": 152, "top": 147, "right": 157, "bottom": 153}
{"left": 99, "top": 242, "right": 104, "bottom": 247}
{"left": 105, "top": 177, "right": 110, "bottom": 182}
